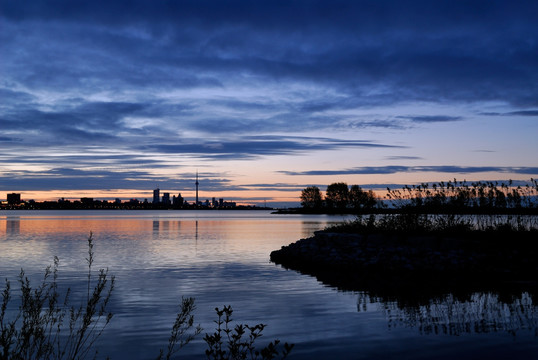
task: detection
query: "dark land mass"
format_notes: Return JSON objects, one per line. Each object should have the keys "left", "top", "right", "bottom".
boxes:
{"left": 273, "top": 207, "right": 538, "bottom": 215}
{"left": 270, "top": 224, "right": 538, "bottom": 304}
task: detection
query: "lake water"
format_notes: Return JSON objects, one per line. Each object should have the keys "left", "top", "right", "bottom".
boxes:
{"left": 1, "top": 210, "right": 537, "bottom": 359}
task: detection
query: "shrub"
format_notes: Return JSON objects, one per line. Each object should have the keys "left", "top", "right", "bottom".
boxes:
{"left": 204, "top": 306, "right": 293, "bottom": 360}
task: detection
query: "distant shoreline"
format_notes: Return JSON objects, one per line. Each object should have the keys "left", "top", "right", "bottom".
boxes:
{"left": 0, "top": 207, "right": 273, "bottom": 211}
{"left": 273, "top": 207, "right": 538, "bottom": 215}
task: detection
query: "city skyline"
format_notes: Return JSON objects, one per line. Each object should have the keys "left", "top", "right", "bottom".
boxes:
{"left": 2, "top": 181, "right": 236, "bottom": 206}
{"left": 1, "top": 1, "right": 537, "bottom": 207}
{"left": 2, "top": 183, "right": 242, "bottom": 209}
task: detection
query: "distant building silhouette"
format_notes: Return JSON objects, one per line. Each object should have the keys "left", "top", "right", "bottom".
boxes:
{"left": 81, "top": 198, "right": 94, "bottom": 206}
{"left": 162, "top": 192, "right": 170, "bottom": 205}
{"left": 7, "top": 193, "right": 21, "bottom": 205}
{"left": 173, "top": 193, "right": 184, "bottom": 206}
{"left": 153, "top": 188, "right": 160, "bottom": 204}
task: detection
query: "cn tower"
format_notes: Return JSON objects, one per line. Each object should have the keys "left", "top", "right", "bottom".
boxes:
{"left": 195, "top": 170, "right": 199, "bottom": 206}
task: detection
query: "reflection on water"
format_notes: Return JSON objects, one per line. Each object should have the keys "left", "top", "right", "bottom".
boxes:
{"left": 359, "top": 291, "right": 538, "bottom": 337}
{"left": 6, "top": 217, "right": 20, "bottom": 235}
{"left": 1, "top": 210, "right": 537, "bottom": 359}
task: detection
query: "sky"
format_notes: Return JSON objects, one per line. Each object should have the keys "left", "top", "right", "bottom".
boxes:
{"left": 1, "top": 0, "right": 537, "bottom": 207}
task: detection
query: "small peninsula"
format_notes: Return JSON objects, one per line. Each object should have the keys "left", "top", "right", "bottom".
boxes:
{"left": 270, "top": 213, "right": 538, "bottom": 293}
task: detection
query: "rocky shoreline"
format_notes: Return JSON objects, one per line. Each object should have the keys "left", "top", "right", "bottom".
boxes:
{"left": 270, "top": 230, "right": 538, "bottom": 291}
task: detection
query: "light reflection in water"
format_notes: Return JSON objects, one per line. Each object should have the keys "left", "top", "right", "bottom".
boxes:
{"left": 1, "top": 210, "right": 537, "bottom": 359}
{"left": 6, "top": 217, "right": 20, "bottom": 235}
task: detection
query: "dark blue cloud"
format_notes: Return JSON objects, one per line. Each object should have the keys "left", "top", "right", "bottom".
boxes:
{"left": 0, "top": 136, "right": 22, "bottom": 142}
{"left": 282, "top": 166, "right": 538, "bottom": 176}
{"left": 385, "top": 156, "right": 424, "bottom": 160}
{"left": 2, "top": 0, "right": 537, "bottom": 107}
{"left": 508, "top": 110, "right": 538, "bottom": 116}
{"left": 0, "top": 153, "right": 168, "bottom": 169}
{"left": 3, "top": 1, "right": 536, "bottom": 34}
{"left": 0, "top": 167, "right": 235, "bottom": 192}
{"left": 482, "top": 110, "right": 538, "bottom": 117}
{"left": 397, "top": 115, "right": 463, "bottom": 123}
{"left": 141, "top": 136, "right": 402, "bottom": 160}
{"left": 0, "top": 99, "right": 196, "bottom": 145}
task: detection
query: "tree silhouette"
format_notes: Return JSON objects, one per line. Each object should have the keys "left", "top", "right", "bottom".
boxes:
{"left": 325, "top": 182, "right": 349, "bottom": 209}
{"left": 349, "top": 185, "right": 377, "bottom": 210}
{"left": 300, "top": 186, "right": 323, "bottom": 209}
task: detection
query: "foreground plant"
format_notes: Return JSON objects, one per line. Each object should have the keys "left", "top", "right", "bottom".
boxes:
{"left": 1, "top": 234, "right": 294, "bottom": 360}
{"left": 156, "top": 297, "right": 202, "bottom": 360}
{"left": 204, "top": 305, "right": 294, "bottom": 360}
{"left": 0, "top": 233, "right": 114, "bottom": 360}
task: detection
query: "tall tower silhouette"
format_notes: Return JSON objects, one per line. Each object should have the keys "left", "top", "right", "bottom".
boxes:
{"left": 195, "top": 170, "right": 199, "bottom": 206}
{"left": 153, "top": 187, "right": 160, "bottom": 204}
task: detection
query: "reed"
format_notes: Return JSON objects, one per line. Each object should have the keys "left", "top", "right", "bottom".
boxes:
{"left": 328, "top": 213, "right": 537, "bottom": 235}
{"left": 385, "top": 179, "right": 538, "bottom": 212}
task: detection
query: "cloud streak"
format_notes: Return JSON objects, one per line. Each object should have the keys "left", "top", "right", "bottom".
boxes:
{"left": 0, "top": 167, "right": 234, "bottom": 192}
{"left": 282, "top": 166, "right": 538, "bottom": 176}
{"left": 397, "top": 115, "right": 463, "bottom": 123}
{"left": 482, "top": 110, "right": 538, "bottom": 117}
{"left": 140, "top": 136, "right": 403, "bottom": 160}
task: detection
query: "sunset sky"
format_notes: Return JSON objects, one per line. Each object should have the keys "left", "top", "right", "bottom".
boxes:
{"left": 1, "top": 0, "right": 537, "bottom": 207}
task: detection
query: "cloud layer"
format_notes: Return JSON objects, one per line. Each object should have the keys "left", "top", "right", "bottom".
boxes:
{"left": 281, "top": 166, "right": 538, "bottom": 176}
{"left": 1, "top": 0, "right": 537, "bottom": 199}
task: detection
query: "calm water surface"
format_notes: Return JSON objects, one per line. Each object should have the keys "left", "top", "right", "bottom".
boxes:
{"left": 1, "top": 210, "right": 537, "bottom": 359}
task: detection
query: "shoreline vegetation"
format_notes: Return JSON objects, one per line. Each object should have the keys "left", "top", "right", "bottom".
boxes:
{"left": 271, "top": 179, "right": 538, "bottom": 295}
{"left": 276, "top": 179, "right": 538, "bottom": 215}
{"left": 270, "top": 213, "right": 538, "bottom": 297}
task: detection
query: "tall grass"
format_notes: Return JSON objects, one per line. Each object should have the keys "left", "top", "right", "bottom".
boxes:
{"left": 386, "top": 179, "right": 538, "bottom": 212}
{"left": 328, "top": 213, "right": 538, "bottom": 235}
